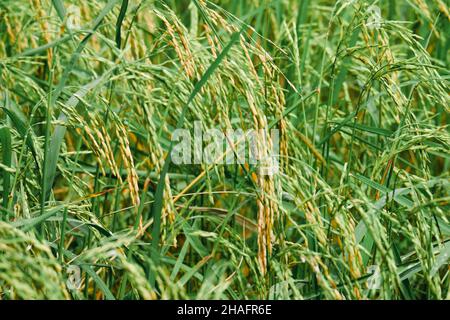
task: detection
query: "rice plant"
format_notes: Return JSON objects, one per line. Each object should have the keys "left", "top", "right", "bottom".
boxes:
{"left": 0, "top": 0, "right": 448, "bottom": 300}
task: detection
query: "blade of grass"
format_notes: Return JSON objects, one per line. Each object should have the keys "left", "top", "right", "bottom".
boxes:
{"left": 0, "top": 127, "right": 12, "bottom": 216}
{"left": 115, "top": 0, "right": 129, "bottom": 49}
{"left": 0, "top": 107, "right": 39, "bottom": 168}
{"left": 149, "top": 27, "right": 245, "bottom": 287}
{"left": 51, "top": 0, "right": 66, "bottom": 22}
{"left": 43, "top": 0, "right": 119, "bottom": 201}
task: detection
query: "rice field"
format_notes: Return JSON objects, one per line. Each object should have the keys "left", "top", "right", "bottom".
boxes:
{"left": 0, "top": 0, "right": 449, "bottom": 300}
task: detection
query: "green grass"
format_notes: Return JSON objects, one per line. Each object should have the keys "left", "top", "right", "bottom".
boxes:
{"left": 0, "top": 0, "right": 449, "bottom": 300}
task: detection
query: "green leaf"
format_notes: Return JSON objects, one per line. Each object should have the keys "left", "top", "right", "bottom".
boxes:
{"left": 51, "top": 243, "right": 116, "bottom": 300}
{"left": 170, "top": 240, "right": 189, "bottom": 281}
{"left": 318, "top": 110, "right": 357, "bottom": 145}
{"left": 115, "top": 0, "right": 129, "bottom": 49}
{"left": 20, "top": 34, "right": 72, "bottom": 57}
{"left": 339, "top": 123, "right": 392, "bottom": 137}
{"left": 0, "top": 107, "right": 39, "bottom": 168}
{"left": 431, "top": 241, "right": 450, "bottom": 276}
{"left": 42, "top": 0, "right": 119, "bottom": 201}
{"left": 44, "top": 75, "right": 110, "bottom": 201}
{"left": 51, "top": 0, "right": 66, "bottom": 22}
{"left": 0, "top": 127, "right": 12, "bottom": 213}
{"left": 352, "top": 173, "right": 414, "bottom": 208}
{"left": 51, "top": 0, "right": 119, "bottom": 105}
{"left": 149, "top": 27, "right": 246, "bottom": 287}
{"left": 12, "top": 206, "right": 62, "bottom": 231}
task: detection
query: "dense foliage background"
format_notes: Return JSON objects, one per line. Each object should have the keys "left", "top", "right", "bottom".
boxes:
{"left": 0, "top": 0, "right": 449, "bottom": 299}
